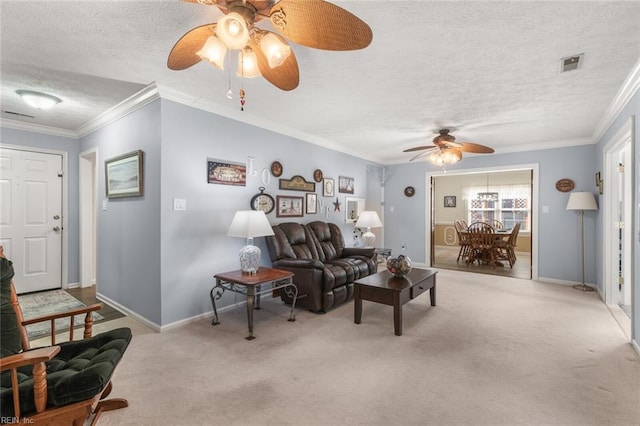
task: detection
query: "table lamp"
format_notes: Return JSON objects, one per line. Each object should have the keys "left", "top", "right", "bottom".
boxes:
{"left": 566, "top": 192, "right": 598, "bottom": 291}
{"left": 227, "top": 210, "right": 274, "bottom": 275}
{"left": 355, "top": 211, "right": 383, "bottom": 248}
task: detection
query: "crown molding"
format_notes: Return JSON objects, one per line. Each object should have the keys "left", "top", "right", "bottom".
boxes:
{"left": 75, "top": 83, "right": 160, "bottom": 138}
{"left": 591, "top": 57, "right": 640, "bottom": 143}
{"left": 0, "top": 118, "right": 78, "bottom": 139}
{"left": 154, "top": 83, "right": 382, "bottom": 163}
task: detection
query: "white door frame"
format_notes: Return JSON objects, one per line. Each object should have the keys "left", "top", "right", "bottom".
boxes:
{"left": 602, "top": 116, "right": 634, "bottom": 339}
{"left": 425, "top": 163, "right": 539, "bottom": 281}
{"left": 0, "top": 143, "right": 69, "bottom": 288}
{"left": 79, "top": 148, "right": 98, "bottom": 288}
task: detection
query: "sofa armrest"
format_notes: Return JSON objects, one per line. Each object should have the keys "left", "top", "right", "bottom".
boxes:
{"left": 272, "top": 258, "right": 325, "bottom": 270}
{"left": 343, "top": 247, "right": 375, "bottom": 259}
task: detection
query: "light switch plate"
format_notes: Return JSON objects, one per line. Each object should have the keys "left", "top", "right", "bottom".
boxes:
{"left": 173, "top": 198, "right": 187, "bottom": 211}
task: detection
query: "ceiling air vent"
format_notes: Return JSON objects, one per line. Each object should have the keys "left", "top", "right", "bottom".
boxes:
{"left": 561, "top": 54, "right": 584, "bottom": 72}
{"left": 2, "top": 110, "right": 35, "bottom": 118}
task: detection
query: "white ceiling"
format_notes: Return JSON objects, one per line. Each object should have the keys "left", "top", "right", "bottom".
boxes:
{"left": 1, "top": 1, "right": 639, "bottom": 164}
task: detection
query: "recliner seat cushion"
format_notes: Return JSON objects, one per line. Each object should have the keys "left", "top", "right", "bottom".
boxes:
{"left": 0, "top": 327, "right": 132, "bottom": 417}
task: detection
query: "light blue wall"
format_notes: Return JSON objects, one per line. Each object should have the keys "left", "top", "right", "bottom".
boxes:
{"left": 158, "top": 99, "right": 379, "bottom": 325}
{"left": 594, "top": 89, "right": 639, "bottom": 345}
{"left": 0, "top": 127, "right": 80, "bottom": 284}
{"left": 384, "top": 145, "right": 597, "bottom": 283}
{"left": 80, "top": 101, "right": 162, "bottom": 325}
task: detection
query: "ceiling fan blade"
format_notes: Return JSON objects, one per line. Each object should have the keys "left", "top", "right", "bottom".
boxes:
{"left": 458, "top": 142, "right": 495, "bottom": 154}
{"left": 167, "top": 24, "right": 216, "bottom": 70}
{"left": 249, "top": 33, "right": 299, "bottom": 91}
{"left": 410, "top": 148, "right": 438, "bottom": 162}
{"left": 269, "top": 0, "right": 372, "bottom": 51}
{"left": 403, "top": 145, "right": 435, "bottom": 153}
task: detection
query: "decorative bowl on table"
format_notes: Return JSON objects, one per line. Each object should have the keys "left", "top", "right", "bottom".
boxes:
{"left": 386, "top": 255, "right": 412, "bottom": 277}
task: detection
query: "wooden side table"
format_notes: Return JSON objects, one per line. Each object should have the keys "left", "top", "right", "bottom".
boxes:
{"left": 211, "top": 267, "right": 297, "bottom": 340}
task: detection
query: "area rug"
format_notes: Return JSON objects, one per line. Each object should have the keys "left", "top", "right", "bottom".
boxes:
{"left": 18, "top": 290, "right": 103, "bottom": 339}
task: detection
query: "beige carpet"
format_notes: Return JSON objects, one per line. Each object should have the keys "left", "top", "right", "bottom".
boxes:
{"left": 86, "top": 269, "right": 639, "bottom": 426}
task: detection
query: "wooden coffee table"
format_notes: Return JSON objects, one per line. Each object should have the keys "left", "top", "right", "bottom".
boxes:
{"left": 354, "top": 268, "right": 437, "bottom": 336}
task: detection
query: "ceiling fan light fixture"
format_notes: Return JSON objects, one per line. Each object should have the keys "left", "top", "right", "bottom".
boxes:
{"left": 196, "top": 36, "right": 227, "bottom": 69}
{"left": 16, "top": 90, "right": 61, "bottom": 110}
{"left": 428, "top": 148, "right": 461, "bottom": 167}
{"left": 260, "top": 33, "right": 291, "bottom": 68}
{"left": 216, "top": 12, "right": 250, "bottom": 50}
{"left": 237, "top": 48, "right": 261, "bottom": 78}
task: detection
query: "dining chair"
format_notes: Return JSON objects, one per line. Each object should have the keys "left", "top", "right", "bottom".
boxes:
{"left": 496, "top": 222, "right": 520, "bottom": 267}
{"left": 454, "top": 220, "right": 471, "bottom": 262}
{"left": 487, "top": 219, "right": 503, "bottom": 230}
{"left": 465, "top": 222, "right": 499, "bottom": 269}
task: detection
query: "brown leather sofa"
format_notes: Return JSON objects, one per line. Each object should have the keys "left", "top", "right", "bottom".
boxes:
{"left": 265, "top": 221, "right": 376, "bottom": 312}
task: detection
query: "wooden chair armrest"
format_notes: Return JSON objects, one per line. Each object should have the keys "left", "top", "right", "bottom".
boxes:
{"left": 22, "top": 303, "right": 103, "bottom": 345}
{"left": 21, "top": 303, "right": 103, "bottom": 326}
{"left": 0, "top": 346, "right": 60, "bottom": 371}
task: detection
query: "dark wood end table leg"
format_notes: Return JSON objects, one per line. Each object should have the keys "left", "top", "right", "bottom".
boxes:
{"left": 393, "top": 292, "right": 402, "bottom": 336}
{"left": 246, "top": 285, "right": 256, "bottom": 340}
{"left": 430, "top": 279, "right": 436, "bottom": 306}
{"left": 354, "top": 284, "right": 362, "bottom": 324}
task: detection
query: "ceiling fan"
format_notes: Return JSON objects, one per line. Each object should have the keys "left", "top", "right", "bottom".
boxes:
{"left": 167, "top": 0, "right": 373, "bottom": 92}
{"left": 403, "top": 129, "right": 495, "bottom": 166}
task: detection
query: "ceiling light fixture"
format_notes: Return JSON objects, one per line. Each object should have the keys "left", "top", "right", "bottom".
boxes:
{"left": 428, "top": 147, "right": 462, "bottom": 167}
{"left": 16, "top": 90, "right": 62, "bottom": 110}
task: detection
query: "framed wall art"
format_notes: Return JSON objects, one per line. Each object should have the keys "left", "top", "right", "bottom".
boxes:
{"left": 323, "top": 178, "right": 335, "bottom": 197}
{"left": 105, "top": 150, "right": 144, "bottom": 198}
{"left": 207, "top": 158, "right": 246, "bottom": 186}
{"left": 338, "top": 176, "right": 354, "bottom": 194}
{"left": 276, "top": 195, "right": 304, "bottom": 218}
{"left": 444, "top": 195, "right": 456, "bottom": 208}
{"left": 306, "top": 193, "right": 317, "bottom": 214}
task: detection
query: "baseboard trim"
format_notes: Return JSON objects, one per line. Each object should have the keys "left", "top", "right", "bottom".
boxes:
{"left": 96, "top": 292, "right": 161, "bottom": 333}
{"left": 633, "top": 339, "right": 640, "bottom": 357}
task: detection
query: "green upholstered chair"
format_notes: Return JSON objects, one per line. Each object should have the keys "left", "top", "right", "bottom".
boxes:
{"left": 0, "top": 255, "right": 132, "bottom": 425}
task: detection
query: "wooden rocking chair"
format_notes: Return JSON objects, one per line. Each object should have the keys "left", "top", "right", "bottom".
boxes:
{"left": 0, "top": 252, "right": 131, "bottom": 425}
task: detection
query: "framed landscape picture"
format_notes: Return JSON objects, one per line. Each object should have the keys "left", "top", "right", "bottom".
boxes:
{"left": 277, "top": 195, "right": 304, "bottom": 218}
{"left": 105, "top": 150, "right": 144, "bottom": 198}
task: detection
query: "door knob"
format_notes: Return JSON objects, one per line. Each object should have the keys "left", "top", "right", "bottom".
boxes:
{"left": 53, "top": 215, "right": 60, "bottom": 220}
{"left": 53, "top": 226, "right": 60, "bottom": 232}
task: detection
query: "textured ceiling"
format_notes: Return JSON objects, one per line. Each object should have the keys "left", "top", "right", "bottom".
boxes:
{"left": 1, "top": 1, "right": 639, "bottom": 164}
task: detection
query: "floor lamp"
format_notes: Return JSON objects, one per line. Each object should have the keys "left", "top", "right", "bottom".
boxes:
{"left": 566, "top": 192, "right": 598, "bottom": 291}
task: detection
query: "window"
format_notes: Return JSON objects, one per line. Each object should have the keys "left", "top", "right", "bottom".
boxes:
{"left": 465, "top": 184, "right": 530, "bottom": 231}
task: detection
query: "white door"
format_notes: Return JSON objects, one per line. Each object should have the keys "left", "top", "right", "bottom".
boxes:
{"left": 0, "top": 148, "right": 63, "bottom": 293}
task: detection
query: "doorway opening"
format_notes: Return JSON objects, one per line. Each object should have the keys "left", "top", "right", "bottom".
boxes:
{"left": 79, "top": 148, "right": 98, "bottom": 289}
{"left": 426, "top": 164, "right": 538, "bottom": 281}
{"left": 603, "top": 117, "right": 634, "bottom": 340}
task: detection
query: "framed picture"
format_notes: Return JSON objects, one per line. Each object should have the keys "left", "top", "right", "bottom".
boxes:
{"left": 276, "top": 195, "right": 304, "bottom": 218}
{"left": 323, "top": 178, "right": 335, "bottom": 197}
{"left": 105, "top": 150, "right": 144, "bottom": 198}
{"left": 345, "top": 197, "right": 364, "bottom": 223}
{"left": 338, "top": 176, "right": 354, "bottom": 194}
{"left": 444, "top": 195, "right": 456, "bottom": 207}
{"left": 306, "top": 193, "right": 317, "bottom": 214}
{"left": 207, "top": 158, "right": 246, "bottom": 186}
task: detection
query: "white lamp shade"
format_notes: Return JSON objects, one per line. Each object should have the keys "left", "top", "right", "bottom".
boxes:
{"left": 259, "top": 33, "right": 291, "bottom": 68}
{"left": 566, "top": 192, "right": 598, "bottom": 211}
{"left": 227, "top": 210, "right": 274, "bottom": 239}
{"left": 196, "top": 36, "right": 227, "bottom": 69}
{"left": 216, "top": 12, "right": 250, "bottom": 50}
{"left": 237, "top": 48, "right": 261, "bottom": 78}
{"left": 355, "top": 211, "right": 383, "bottom": 228}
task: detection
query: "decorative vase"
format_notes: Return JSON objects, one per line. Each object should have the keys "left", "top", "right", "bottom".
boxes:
{"left": 386, "top": 255, "right": 412, "bottom": 277}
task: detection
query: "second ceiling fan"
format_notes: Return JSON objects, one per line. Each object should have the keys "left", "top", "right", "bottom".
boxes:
{"left": 403, "top": 129, "right": 495, "bottom": 166}
{"left": 167, "top": 0, "right": 373, "bottom": 91}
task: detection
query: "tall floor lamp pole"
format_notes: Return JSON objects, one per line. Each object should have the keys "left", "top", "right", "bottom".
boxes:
{"left": 566, "top": 192, "right": 598, "bottom": 292}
